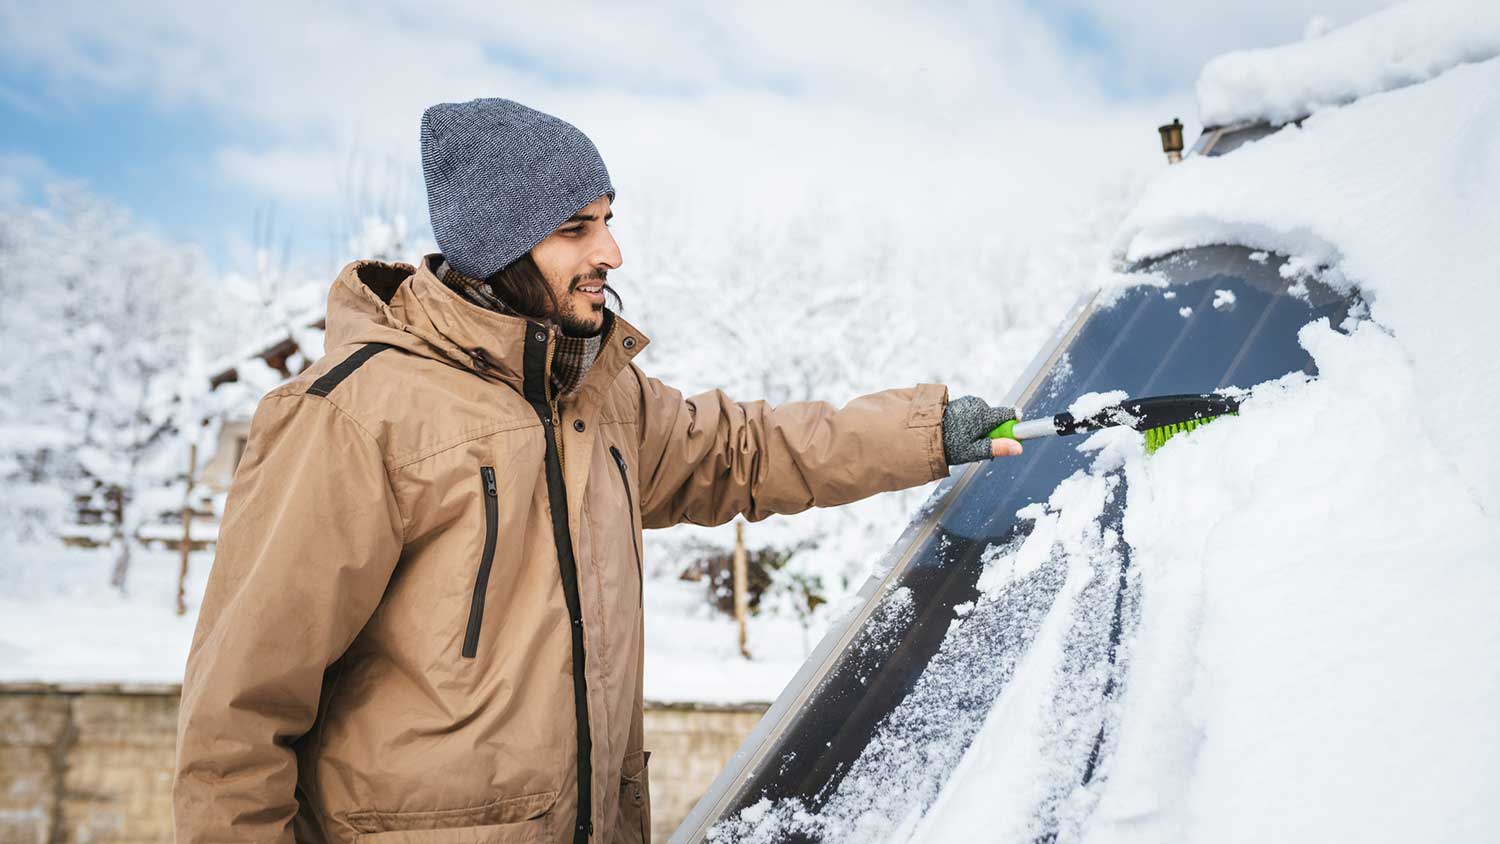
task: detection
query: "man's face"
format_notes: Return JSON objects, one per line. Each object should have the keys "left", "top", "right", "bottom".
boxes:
{"left": 530, "top": 195, "right": 621, "bottom": 337}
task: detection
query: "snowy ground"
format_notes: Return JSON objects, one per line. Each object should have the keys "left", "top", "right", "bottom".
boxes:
{"left": 0, "top": 544, "right": 202, "bottom": 684}
{"left": 643, "top": 578, "right": 813, "bottom": 704}
{"left": 0, "top": 540, "right": 815, "bottom": 703}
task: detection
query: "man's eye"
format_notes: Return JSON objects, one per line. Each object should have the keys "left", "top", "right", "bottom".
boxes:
{"left": 563, "top": 227, "right": 584, "bottom": 236}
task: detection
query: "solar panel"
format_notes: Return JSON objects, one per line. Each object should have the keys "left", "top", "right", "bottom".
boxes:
{"left": 672, "top": 245, "right": 1362, "bottom": 844}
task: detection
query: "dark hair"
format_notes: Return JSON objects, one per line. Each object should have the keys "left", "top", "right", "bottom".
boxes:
{"left": 485, "top": 252, "right": 623, "bottom": 319}
{"left": 485, "top": 251, "right": 559, "bottom": 320}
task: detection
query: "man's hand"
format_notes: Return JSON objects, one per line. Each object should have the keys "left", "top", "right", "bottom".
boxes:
{"left": 942, "top": 395, "right": 1023, "bottom": 464}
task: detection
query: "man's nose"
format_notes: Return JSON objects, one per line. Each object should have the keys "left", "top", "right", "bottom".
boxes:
{"left": 595, "top": 228, "right": 623, "bottom": 271}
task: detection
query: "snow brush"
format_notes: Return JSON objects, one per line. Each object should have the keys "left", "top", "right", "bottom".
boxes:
{"left": 988, "top": 393, "right": 1241, "bottom": 454}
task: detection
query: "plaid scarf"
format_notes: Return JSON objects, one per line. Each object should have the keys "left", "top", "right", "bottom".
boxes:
{"left": 440, "top": 260, "right": 602, "bottom": 398}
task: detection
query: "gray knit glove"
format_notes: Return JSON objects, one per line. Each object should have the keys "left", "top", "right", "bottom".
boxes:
{"left": 942, "top": 396, "right": 1018, "bottom": 465}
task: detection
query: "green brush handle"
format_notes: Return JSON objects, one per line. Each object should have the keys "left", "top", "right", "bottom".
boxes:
{"left": 988, "top": 418, "right": 1060, "bottom": 441}
{"left": 988, "top": 419, "right": 1018, "bottom": 441}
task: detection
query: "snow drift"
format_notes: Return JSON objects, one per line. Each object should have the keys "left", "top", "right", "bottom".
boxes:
{"left": 1197, "top": 0, "right": 1500, "bottom": 127}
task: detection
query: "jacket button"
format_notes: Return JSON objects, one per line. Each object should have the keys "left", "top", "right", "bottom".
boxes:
{"left": 573, "top": 420, "right": 585, "bottom": 433}
{"left": 533, "top": 330, "right": 546, "bottom": 342}
{"left": 622, "top": 336, "right": 637, "bottom": 350}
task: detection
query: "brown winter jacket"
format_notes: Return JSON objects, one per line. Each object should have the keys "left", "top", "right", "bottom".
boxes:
{"left": 173, "top": 255, "right": 951, "bottom": 844}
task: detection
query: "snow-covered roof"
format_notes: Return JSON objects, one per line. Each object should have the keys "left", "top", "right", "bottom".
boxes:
{"left": 205, "top": 299, "right": 326, "bottom": 390}
{"left": 1196, "top": 0, "right": 1500, "bottom": 127}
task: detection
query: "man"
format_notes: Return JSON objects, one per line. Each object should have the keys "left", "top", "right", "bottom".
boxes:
{"left": 174, "top": 98, "right": 1022, "bottom": 844}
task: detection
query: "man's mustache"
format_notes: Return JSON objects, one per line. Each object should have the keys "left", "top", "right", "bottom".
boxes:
{"left": 569, "top": 269, "right": 608, "bottom": 291}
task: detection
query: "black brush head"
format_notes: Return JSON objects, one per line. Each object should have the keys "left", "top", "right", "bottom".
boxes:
{"left": 1055, "top": 393, "right": 1242, "bottom": 436}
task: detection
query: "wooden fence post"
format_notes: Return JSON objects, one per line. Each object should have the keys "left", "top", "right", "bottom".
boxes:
{"left": 733, "top": 520, "right": 750, "bottom": 659}
{"left": 177, "top": 442, "right": 197, "bottom": 617}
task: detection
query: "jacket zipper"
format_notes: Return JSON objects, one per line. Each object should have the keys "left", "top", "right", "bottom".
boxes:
{"left": 544, "top": 329, "right": 566, "bottom": 476}
{"left": 552, "top": 400, "right": 565, "bottom": 475}
{"left": 461, "top": 467, "right": 500, "bottom": 658}
{"left": 609, "top": 446, "right": 644, "bottom": 607}
{"left": 524, "top": 323, "right": 593, "bottom": 843}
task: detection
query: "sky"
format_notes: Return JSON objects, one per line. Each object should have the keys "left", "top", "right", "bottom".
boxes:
{"left": 0, "top": 0, "right": 1395, "bottom": 274}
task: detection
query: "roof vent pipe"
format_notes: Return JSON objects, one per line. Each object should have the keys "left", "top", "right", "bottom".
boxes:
{"left": 1159, "top": 118, "right": 1185, "bottom": 164}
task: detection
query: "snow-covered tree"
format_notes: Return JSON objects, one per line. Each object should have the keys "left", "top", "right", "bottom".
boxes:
{"left": 0, "top": 185, "right": 209, "bottom": 590}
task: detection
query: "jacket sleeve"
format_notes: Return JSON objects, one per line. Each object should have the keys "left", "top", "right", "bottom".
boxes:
{"left": 173, "top": 391, "right": 405, "bottom": 844}
{"left": 632, "top": 368, "right": 950, "bottom": 528}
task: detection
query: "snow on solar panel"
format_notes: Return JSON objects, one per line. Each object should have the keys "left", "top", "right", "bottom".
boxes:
{"left": 672, "top": 245, "right": 1362, "bottom": 844}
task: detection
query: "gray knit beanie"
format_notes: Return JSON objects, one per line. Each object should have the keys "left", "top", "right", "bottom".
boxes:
{"left": 420, "top": 98, "right": 615, "bottom": 280}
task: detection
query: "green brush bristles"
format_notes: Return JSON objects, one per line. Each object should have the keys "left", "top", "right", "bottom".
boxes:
{"left": 1143, "top": 413, "right": 1235, "bottom": 454}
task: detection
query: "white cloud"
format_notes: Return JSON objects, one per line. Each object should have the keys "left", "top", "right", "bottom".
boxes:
{"left": 215, "top": 145, "right": 344, "bottom": 202}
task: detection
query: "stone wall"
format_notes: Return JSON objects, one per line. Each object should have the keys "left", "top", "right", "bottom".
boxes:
{"left": 638, "top": 706, "right": 763, "bottom": 841}
{"left": 0, "top": 683, "right": 765, "bottom": 843}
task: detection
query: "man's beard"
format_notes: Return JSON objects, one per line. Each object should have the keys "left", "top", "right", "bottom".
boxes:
{"left": 556, "top": 270, "right": 615, "bottom": 337}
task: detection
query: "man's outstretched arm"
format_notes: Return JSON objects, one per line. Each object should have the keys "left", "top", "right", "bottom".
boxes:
{"left": 631, "top": 368, "right": 1018, "bottom": 529}
{"left": 173, "top": 391, "right": 404, "bottom": 843}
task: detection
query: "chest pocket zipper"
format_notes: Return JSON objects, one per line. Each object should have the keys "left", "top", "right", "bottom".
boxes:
{"left": 608, "top": 446, "right": 644, "bottom": 607}
{"left": 462, "top": 466, "right": 500, "bottom": 658}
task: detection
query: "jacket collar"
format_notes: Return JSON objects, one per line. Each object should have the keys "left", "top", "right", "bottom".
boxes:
{"left": 330, "top": 254, "right": 650, "bottom": 409}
